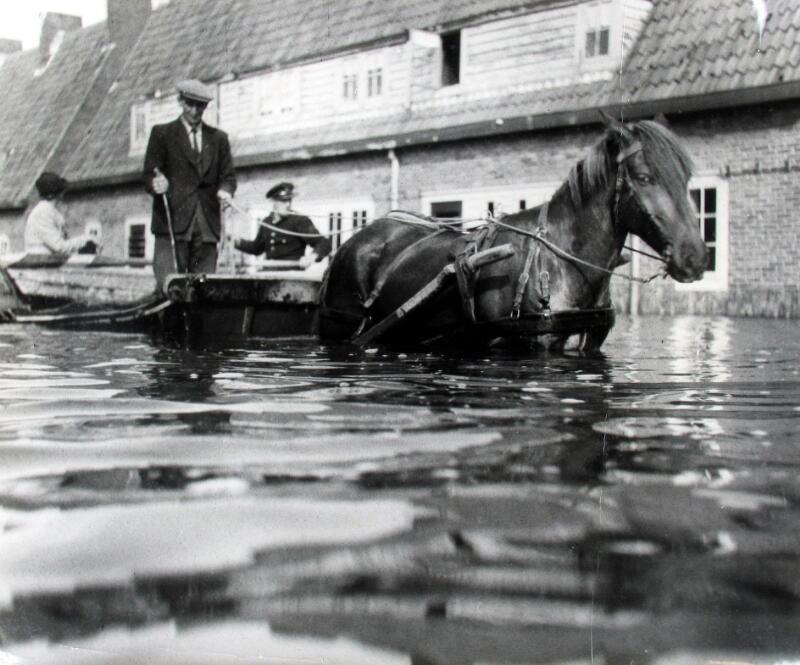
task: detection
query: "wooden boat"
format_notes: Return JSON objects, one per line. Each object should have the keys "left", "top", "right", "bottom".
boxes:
{"left": 0, "top": 254, "right": 323, "bottom": 341}
{"left": 3, "top": 253, "right": 156, "bottom": 309}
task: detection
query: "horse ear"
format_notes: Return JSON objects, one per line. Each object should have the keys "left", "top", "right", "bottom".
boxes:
{"left": 598, "top": 109, "right": 624, "bottom": 132}
{"left": 653, "top": 112, "right": 670, "bottom": 128}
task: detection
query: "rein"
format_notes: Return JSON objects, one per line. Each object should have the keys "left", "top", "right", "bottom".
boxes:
{"left": 227, "top": 199, "right": 347, "bottom": 240}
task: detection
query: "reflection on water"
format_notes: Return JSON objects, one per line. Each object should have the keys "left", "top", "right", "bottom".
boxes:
{"left": 0, "top": 316, "right": 799, "bottom": 664}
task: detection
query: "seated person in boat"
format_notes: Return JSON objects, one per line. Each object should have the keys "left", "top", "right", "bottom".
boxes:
{"left": 233, "top": 182, "right": 330, "bottom": 268}
{"left": 24, "top": 172, "right": 97, "bottom": 257}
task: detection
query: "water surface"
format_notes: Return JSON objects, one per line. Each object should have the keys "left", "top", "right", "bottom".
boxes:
{"left": 0, "top": 316, "right": 798, "bottom": 664}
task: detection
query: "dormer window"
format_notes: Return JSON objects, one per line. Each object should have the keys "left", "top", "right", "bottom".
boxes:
{"left": 343, "top": 73, "right": 358, "bottom": 100}
{"left": 585, "top": 26, "right": 610, "bottom": 57}
{"left": 441, "top": 30, "right": 461, "bottom": 86}
{"left": 133, "top": 105, "right": 148, "bottom": 142}
{"left": 367, "top": 68, "right": 382, "bottom": 97}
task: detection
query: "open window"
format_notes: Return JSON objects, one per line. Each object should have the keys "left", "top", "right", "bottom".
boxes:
{"left": 441, "top": 30, "right": 461, "bottom": 86}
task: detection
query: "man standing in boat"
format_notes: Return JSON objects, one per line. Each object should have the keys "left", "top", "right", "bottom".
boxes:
{"left": 233, "top": 182, "right": 330, "bottom": 268}
{"left": 143, "top": 79, "right": 237, "bottom": 293}
{"left": 24, "top": 172, "right": 97, "bottom": 257}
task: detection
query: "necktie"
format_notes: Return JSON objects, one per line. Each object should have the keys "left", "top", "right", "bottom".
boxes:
{"left": 191, "top": 127, "right": 199, "bottom": 154}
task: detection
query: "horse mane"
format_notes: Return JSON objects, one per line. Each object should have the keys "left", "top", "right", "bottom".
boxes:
{"left": 563, "top": 119, "right": 694, "bottom": 210}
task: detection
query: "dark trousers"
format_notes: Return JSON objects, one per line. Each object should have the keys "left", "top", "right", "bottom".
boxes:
{"left": 153, "top": 234, "right": 217, "bottom": 294}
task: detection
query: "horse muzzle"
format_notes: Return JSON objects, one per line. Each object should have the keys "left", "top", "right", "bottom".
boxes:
{"left": 664, "top": 241, "right": 709, "bottom": 283}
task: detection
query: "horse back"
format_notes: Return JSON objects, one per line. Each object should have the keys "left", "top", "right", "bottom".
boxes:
{"left": 319, "top": 217, "right": 447, "bottom": 339}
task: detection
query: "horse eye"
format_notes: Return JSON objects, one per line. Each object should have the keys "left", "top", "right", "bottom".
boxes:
{"left": 635, "top": 174, "right": 654, "bottom": 185}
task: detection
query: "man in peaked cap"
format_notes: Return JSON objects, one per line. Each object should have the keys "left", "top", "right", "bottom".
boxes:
{"left": 143, "top": 78, "right": 237, "bottom": 293}
{"left": 233, "top": 182, "right": 330, "bottom": 268}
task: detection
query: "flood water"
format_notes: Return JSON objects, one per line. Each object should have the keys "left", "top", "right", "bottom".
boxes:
{"left": 0, "top": 315, "right": 798, "bottom": 664}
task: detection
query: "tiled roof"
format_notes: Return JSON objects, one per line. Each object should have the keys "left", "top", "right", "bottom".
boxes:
{"left": 614, "top": 0, "right": 800, "bottom": 104}
{"left": 0, "top": 24, "right": 111, "bottom": 208}
{"left": 58, "top": 0, "right": 800, "bottom": 187}
{"left": 63, "top": 0, "right": 565, "bottom": 183}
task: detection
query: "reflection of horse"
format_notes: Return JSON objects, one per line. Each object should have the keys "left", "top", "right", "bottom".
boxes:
{"left": 319, "top": 115, "right": 708, "bottom": 352}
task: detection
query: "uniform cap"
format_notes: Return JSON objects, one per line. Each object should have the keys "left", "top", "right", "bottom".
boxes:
{"left": 35, "top": 172, "right": 68, "bottom": 198}
{"left": 176, "top": 79, "right": 214, "bottom": 104}
{"left": 266, "top": 182, "right": 295, "bottom": 201}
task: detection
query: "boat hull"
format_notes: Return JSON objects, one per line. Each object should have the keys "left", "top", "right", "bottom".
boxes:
{"left": 7, "top": 263, "right": 155, "bottom": 308}
{"left": 165, "top": 272, "right": 320, "bottom": 341}
{"left": 3, "top": 260, "right": 323, "bottom": 343}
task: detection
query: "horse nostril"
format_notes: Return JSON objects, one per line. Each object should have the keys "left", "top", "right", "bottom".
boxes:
{"left": 679, "top": 241, "right": 708, "bottom": 275}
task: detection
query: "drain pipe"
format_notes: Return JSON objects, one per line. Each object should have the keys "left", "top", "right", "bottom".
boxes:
{"left": 388, "top": 149, "right": 399, "bottom": 209}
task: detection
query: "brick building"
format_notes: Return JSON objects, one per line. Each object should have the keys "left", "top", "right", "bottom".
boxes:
{"left": 0, "top": 0, "right": 797, "bottom": 317}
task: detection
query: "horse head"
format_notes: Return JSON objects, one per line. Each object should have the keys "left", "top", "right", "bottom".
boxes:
{"left": 603, "top": 113, "right": 708, "bottom": 282}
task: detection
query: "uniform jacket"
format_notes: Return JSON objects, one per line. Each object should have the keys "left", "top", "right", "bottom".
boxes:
{"left": 143, "top": 118, "right": 236, "bottom": 238}
{"left": 237, "top": 213, "right": 331, "bottom": 261}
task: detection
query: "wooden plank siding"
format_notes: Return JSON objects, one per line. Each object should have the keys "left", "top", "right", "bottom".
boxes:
{"left": 462, "top": 5, "right": 579, "bottom": 87}
{"left": 219, "top": 44, "right": 410, "bottom": 140}
{"left": 128, "top": 1, "right": 641, "bottom": 158}
{"left": 622, "top": 0, "right": 653, "bottom": 55}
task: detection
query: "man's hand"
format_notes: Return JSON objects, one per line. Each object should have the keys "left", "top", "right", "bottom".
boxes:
{"left": 298, "top": 252, "right": 317, "bottom": 269}
{"left": 152, "top": 171, "right": 169, "bottom": 195}
{"left": 218, "top": 190, "right": 233, "bottom": 210}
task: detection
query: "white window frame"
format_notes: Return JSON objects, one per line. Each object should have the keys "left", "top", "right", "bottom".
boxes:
{"left": 676, "top": 175, "right": 729, "bottom": 292}
{"left": 577, "top": 0, "right": 619, "bottom": 71}
{"left": 129, "top": 102, "right": 150, "bottom": 155}
{"left": 124, "top": 217, "right": 154, "bottom": 261}
{"left": 421, "top": 183, "right": 560, "bottom": 228}
{"left": 367, "top": 67, "right": 383, "bottom": 98}
{"left": 296, "top": 198, "right": 375, "bottom": 252}
{"left": 342, "top": 72, "right": 359, "bottom": 102}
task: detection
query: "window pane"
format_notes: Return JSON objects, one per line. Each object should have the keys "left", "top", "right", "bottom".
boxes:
{"left": 704, "top": 188, "right": 716, "bottom": 213}
{"left": 519, "top": 199, "right": 526, "bottom": 210}
{"left": 704, "top": 217, "right": 716, "bottom": 242}
{"left": 599, "top": 27, "right": 609, "bottom": 55}
{"left": 431, "top": 201, "right": 462, "bottom": 218}
{"left": 441, "top": 30, "right": 461, "bottom": 86}
{"left": 487, "top": 201, "right": 495, "bottom": 216}
{"left": 585, "top": 30, "right": 596, "bottom": 57}
{"left": 707, "top": 246, "right": 716, "bottom": 271}
{"left": 128, "top": 224, "right": 145, "bottom": 259}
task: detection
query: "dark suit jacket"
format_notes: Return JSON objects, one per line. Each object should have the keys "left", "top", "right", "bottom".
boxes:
{"left": 143, "top": 118, "right": 236, "bottom": 238}
{"left": 237, "top": 213, "right": 331, "bottom": 261}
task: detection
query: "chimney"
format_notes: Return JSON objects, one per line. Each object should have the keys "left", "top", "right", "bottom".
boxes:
{"left": 0, "top": 38, "right": 21, "bottom": 66}
{"left": 39, "top": 12, "right": 82, "bottom": 62}
{"left": 107, "top": 0, "right": 151, "bottom": 50}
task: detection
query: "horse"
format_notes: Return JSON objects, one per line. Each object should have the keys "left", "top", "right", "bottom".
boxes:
{"left": 318, "top": 114, "right": 708, "bottom": 352}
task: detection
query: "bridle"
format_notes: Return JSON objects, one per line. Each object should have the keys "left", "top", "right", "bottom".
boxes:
{"left": 490, "top": 137, "right": 667, "bottom": 287}
{"left": 612, "top": 138, "right": 671, "bottom": 266}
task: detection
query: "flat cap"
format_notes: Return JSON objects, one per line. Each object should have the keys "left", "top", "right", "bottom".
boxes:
{"left": 35, "top": 172, "right": 68, "bottom": 198}
{"left": 176, "top": 79, "right": 214, "bottom": 103}
{"left": 266, "top": 182, "right": 295, "bottom": 201}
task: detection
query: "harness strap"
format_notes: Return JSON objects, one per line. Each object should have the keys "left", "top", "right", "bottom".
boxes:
{"left": 363, "top": 228, "right": 450, "bottom": 309}
{"left": 510, "top": 202, "right": 548, "bottom": 319}
{"left": 453, "top": 223, "right": 500, "bottom": 323}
